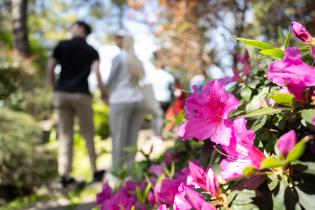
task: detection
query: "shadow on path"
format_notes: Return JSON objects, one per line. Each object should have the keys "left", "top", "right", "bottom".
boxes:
{"left": 34, "top": 202, "right": 96, "bottom": 210}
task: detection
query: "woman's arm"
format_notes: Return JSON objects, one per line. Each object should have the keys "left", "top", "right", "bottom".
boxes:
{"left": 106, "top": 55, "right": 121, "bottom": 90}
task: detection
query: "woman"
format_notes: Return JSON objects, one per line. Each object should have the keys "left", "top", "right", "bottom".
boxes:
{"left": 106, "top": 30, "right": 145, "bottom": 170}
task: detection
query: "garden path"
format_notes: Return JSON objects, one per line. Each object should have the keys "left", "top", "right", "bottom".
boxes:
{"left": 25, "top": 129, "right": 175, "bottom": 210}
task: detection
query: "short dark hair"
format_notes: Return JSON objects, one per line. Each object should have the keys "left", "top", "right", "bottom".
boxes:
{"left": 73, "top": 21, "right": 92, "bottom": 36}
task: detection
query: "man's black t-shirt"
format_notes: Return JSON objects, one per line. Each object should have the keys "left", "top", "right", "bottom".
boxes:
{"left": 52, "top": 37, "right": 99, "bottom": 94}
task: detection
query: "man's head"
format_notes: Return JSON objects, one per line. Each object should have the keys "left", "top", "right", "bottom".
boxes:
{"left": 70, "top": 21, "right": 92, "bottom": 38}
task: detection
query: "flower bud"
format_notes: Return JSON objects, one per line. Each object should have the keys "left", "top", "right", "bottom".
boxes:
{"left": 291, "top": 21, "right": 313, "bottom": 44}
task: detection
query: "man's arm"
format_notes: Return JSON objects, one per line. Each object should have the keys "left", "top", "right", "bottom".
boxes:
{"left": 92, "top": 60, "right": 107, "bottom": 102}
{"left": 47, "top": 58, "right": 58, "bottom": 88}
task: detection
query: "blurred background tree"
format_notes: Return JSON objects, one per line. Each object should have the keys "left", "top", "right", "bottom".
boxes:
{"left": 127, "top": 0, "right": 315, "bottom": 79}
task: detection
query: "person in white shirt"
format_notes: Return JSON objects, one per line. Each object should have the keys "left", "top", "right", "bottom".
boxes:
{"left": 150, "top": 52, "right": 175, "bottom": 114}
{"left": 106, "top": 30, "right": 145, "bottom": 170}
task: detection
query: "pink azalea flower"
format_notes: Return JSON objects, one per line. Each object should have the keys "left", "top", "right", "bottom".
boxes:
{"left": 217, "top": 76, "right": 236, "bottom": 85}
{"left": 186, "top": 174, "right": 199, "bottom": 188}
{"left": 158, "top": 204, "right": 170, "bottom": 210}
{"left": 149, "top": 164, "right": 164, "bottom": 177}
{"left": 220, "top": 158, "right": 253, "bottom": 180}
{"left": 100, "top": 191, "right": 136, "bottom": 210}
{"left": 237, "top": 49, "right": 250, "bottom": 64}
{"left": 267, "top": 47, "right": 315, "bottom": 101}
{"left": 232, "top": 67, "right": 242, "bottom": 82}
{"left": 154, "top": 177, "right": 181, "bottom": 205}
{"left": 242, "top": 65, "right": 251, "bottom": 75}
{"left": 173, "top": 183, "right": 192, "bottom": 210}
{"left": 179, "top": 80, "right": 240, "bottom": 146}
{"left": 217, "top": 67, "right": 250, "bottom": 86}
{"left": 276, "top": 130, "right": 297, "bottom": 158}
{"left": 220, "top": 117, "right": 265, "bottom": 180}
{"left": 96, "top": 183, "right": 113, "bottom": 205}
{"left": 238, "top": 49, "right": 252, "bottom": 76}
{"left": 222, "top": 117, "right": 256, "bottom": 159}
{"left": 148, "top": 191, "right": 155, "bottom": 207}
{"left": 184, "top": 186, "right": 216, "bottom": 210}
{"left": 188, "top": 161, "right": 220, "bottom": 197}
{"left": 98, "top": 180, "right": 145, "bottom": 210}
{"left": 291, "top": 21, "right": 314, "bottom": 44}
{"left": 206, "top": 167, "right": 220, "bottom": 197}
{"left": 176, "top": 167, "right": 191, "bottom": 183}
{"left": 164, "top": 150, "right": 180, "bottom": 166}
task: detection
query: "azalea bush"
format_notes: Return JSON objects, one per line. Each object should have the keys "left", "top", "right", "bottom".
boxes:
{"left": 95, "top": 21, "right": 315, "bottom": 210}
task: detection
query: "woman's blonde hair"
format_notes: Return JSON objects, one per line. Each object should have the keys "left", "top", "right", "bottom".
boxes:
{"left": 122, "top": 35, "right": 145, "bottom": 86}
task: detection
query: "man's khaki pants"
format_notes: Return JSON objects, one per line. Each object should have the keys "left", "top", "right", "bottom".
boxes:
{"left": 54, "top": 91, "right": 96, "bottom": 176}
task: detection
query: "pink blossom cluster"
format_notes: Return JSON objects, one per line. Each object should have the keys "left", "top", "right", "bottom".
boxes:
{"left": 96, "top": 167, "right": 190, "bottom": 210}
{"left": 179, "top": 80, "right": 265, "bottom": 179}
{"left": 267, "top": 21, "right": 315, "bottom": 101}
{"left": 173, "top": 78, "right": 299, "bottom": 208}
{"left": 95, "top": 21, "right": 310, "bottom": 210}
{"left": 96, "top": 180, "right": 147, "bottom": 210}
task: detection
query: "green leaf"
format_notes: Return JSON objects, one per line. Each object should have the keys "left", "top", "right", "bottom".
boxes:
{"left": 243, "top": 166, "right": 256, "bottom": 176}
{"left": 260, "top": 157, "right": 285, "bottom": 169}
{"left": 286, "top": 138, "right": 306, "bottom": 162}
{"left": 245, "top": 107, "right": 285, "bottom": 118}
{"left": 170, "top": 161, "right": 175, "bottom": 178}
{"left": 232, "top": 190, "right": 256, "bottom": 205}
{"left": 135, "top": 187, "right": 144, "bottom": 203}
{"left": 301, "top": 109, "right": 315, "bottom": 125}
{"left": 230, "top": 190, "right": 259, "bottom": 210}
{"left": 295, "top": 187, "right": 315, "bottom": 210}
{"left": 156, "top": 174, "right": 165, "bottom": 187}
{"left": 251, "top": 115, "right": 267, "bottom": 132}
{"left": 143, "top": 182, "right": 152, "bottom": 201}
{"left": 270, "top": 92, "right": 295, "bottom": 108}
{"left": 175, "top": 111, "right": 185, "bottom": 125}
{"left": 241, "top": 86, "right": 252, "bottom": 102}
{"left": 267, "top": 174, "right": 279, "bottom": 191}
{"left": 272, "top": 181, "right": 287, "bottom": 210}
{"left": 259, "top": 48, "right": 285, "bottom": 59}
{"left": 284, "top": 29, "right": 291, "bottom": 49}
{"left": 271, "top": 181, "right": 302, "bottom": 210}
{"left": 246, "top": 87, "right": 270, "bottom": 112}
{"left": 293, "top": 161, "right": 315, "bottom": 174}
{"left": 236, "top": 38, "right": 274, "bottom": 49}
{"left": 247, "top": 80, "right": 260, "bottom": 89}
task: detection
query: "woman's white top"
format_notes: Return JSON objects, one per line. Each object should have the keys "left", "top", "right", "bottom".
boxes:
{"left": 106, "top": 50, "right": 143, "bottom": 105}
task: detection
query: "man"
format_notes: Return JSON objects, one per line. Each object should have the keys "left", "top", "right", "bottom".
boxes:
{"left": 47, "top": 21, "right": 106, "bottom": 187}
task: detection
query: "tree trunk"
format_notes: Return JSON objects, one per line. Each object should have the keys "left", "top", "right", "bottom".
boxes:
{"left": 118, "top": 4, "right": 124, "bottom": 28}
{"left": 11, "top": 0, "right": 30, "bottom": 57}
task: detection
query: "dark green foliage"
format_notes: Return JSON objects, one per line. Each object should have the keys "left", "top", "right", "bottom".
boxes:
{"left": 0, "top": 109, "right": 57, "bottom": 201}
{"left": 93, "top": 103, "right": 110, "bottom": 140}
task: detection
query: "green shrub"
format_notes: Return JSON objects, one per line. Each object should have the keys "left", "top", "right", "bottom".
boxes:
{"left": 22, "top": 87, "right": 53, "bottom": 120}
{"left": 93, "top": 103, "right": 110, "bottom": 140}
{"left": 0, "top": 47, "right": 36, "bottom": 110}
{"left": 0, "top": 109, "right": 57, "bottom": 199}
